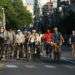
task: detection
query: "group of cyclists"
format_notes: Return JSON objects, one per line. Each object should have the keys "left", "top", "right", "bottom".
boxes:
{"left": 0, "top": 26, "right": 75, "bottom": 62}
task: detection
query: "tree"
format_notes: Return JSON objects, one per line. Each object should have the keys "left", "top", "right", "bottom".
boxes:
{"left": 0, "top": 0, "right": 32, "bottom": 29}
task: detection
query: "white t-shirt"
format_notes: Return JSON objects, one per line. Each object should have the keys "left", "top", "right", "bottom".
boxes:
{"left": 4, "top": 30, "right": 15, "bottom": 44}
{"left": 35, "top": 34, "right": 43, "bottom": 44}
{"left": 15, "top": 32, "right": 25, "bottom": 44}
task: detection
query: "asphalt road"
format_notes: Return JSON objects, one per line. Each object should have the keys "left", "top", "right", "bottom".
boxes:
{"left": 0, "top": 46, "right": 75, "bottom": 75}
{"left": 0, "top": 56, "right": 75, "bottom": 75}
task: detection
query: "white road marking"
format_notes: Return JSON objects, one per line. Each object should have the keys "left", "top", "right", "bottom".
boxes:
{"left": 61, "top": 57, "right": 75, "bottom": 64}
{"left": 6, "top": 64, "right": 18, "bottom": 68}
{"left": 25, "top": 65, "right": 37, "bottom": 69}
{"left": 63, "top": 65, "right": 75, "bottom": 69}
{"left": 44, "top": 65, "right": 56, "bottom": 69}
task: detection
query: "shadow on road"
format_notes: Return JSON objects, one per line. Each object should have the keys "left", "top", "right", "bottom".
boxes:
{"left": 32, "top": 57, "right": 75, "bottom": 65}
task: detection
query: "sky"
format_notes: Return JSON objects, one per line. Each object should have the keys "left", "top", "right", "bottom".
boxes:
{"left": 22, "top": 0, "right": 33, "bottom": 5}
{"left": 22, "top": 0, "right": 58, "bottom": 8}
{"left": 22, "top": 0, "right": 50, "bottom": 6}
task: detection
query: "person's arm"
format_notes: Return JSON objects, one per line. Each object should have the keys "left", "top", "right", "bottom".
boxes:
{"left": 60, "top": 35, "right": 64, "bottom": 45}
{"left": 69, "top": 36, "right": 71, "bottom": 45}
{"left": 41, "top": 34, "right": 45, "bottom": 42}
{"left": 28, "top": 35, "right": 31, "bottom": 43}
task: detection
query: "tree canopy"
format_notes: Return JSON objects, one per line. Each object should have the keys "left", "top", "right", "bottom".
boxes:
{"left": 0, "top": 0, "right": 32, "bottom": 29}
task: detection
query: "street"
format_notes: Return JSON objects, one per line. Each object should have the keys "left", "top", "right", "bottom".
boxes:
{"left": 0, "top": 50, "right": 75, "bottom": 75}
{"left": 0, "top": 0, "right": 75, "bottom": 75}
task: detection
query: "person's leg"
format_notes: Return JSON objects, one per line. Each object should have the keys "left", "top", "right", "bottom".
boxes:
{"left": 10, "top": 44, "right": 13, "bottom": 59}
{"left": 74, "top": 44, "right": 75, "bottom": 57}
{"left": 19, "top": 44, "right": 23, "bottom": 58}
{"left": 56, "top": 46, "right": 61, "bottom": 62}
{"left": 37, "top": 45, "right": 41, "bottom": 57}
{"left": 24, "top": 44, "right": 27, "bottom": 58}
{"left": 0, "top": 45, "right": 3, "bottom": 60}
{"left": 49, "top": 45, "right": 52, "bottom": 58}
{"left": 28, "top": 43, "right": 33, "bottom": 60}
{"left": 11, "top": 44, "right": 14, "bottom": 59}
{"left": 27, "top": 43, "right": 31, "bottom": 61}
{"left": 45, "top": 44, "right": 49, "bottom": 56}
{"left": 16, "top": 44, "right": 20, "bottom": 59}
{"left": 53, "top": 45, "right": 60, "bottom": 62}
{"left": 2, "top": 44, "right": 6, "bottom": 60}
{"left": 53, "top": 52, "right": 57, "bottom": 62}
{"left": 14, "top": 45, "right": 17, "bottom": 59}
{"left": 56, "top": 51, "right": 60, "bottom": 62}
{"left": 72, "top": 44, "right": 75, "bottom": 56}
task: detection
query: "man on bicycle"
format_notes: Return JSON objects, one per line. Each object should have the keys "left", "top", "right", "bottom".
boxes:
{"left": 53, "top": 27, "right": 64, "bottom": 62}
{"left": 42, "top": 28, "right": 53, "bottom": 59}
{"left": 0, "top": 26, "right": 5, "bottom": 60}
{"left": 69, "top": 30, "right": 75, "bottom": 57}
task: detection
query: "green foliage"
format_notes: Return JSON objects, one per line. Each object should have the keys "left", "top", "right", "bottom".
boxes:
{"left": 0, "top": 0, "right": 32, "bottom": 29}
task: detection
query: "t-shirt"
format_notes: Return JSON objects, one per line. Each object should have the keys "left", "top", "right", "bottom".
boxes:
{"left": 71, "top": 35, "right": 75, "bottom": 43}
{"left": 53, "top": 32, "right": 61, "bottom": 43}
{"left": 15, "top": 33, "right": 25, "bottom": 44}
{"left": 29, "top": 34, "right": 36, "bottom": 43}
{"left": 43, "top": 32, "right": 53, "bottom": 44}
{"left": 5, "top": 31, "right": 15, "bottom": 44}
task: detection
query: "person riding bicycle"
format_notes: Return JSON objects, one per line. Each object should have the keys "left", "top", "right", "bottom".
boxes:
{"left": 53, "top": 27, "right": 64, "bottom": 62}
{"left": 69, "top": 30, "right": 75, "bottom": 57}
{"left": 4, "top": 28, "right": 16, "bottom": 59}
{"left": 34, "top": 32, "right": 43, "bottom": 58}
{"left": 28, "top": 29, "right": 37, "bottom": 59}
{"left": 42, "top": 28, "right": 53, "bottom": 59}
{"left": 0, "top": 27, "right": 5, "bottom": 60}
{"left": 15, "top": 30, "right": 25, "bottom": 59}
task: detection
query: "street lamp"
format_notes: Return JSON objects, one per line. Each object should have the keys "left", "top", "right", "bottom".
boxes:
{"left": 0, "top": 6, "right": 6, "bottom": 28}
{"left": 2, "top": 7, "right": 6, "bottom": 29}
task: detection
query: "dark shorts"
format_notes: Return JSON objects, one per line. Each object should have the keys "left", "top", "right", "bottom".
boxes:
{"left": 29, "top": 42, "right": 35, "bottom": 54}
{"left": 45, "top": 43, "right": 52, "bottom": 55}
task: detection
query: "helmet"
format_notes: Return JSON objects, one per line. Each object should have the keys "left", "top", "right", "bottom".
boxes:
{"left": 32, "top": 29, "right": 36, "bottom": 33}
{"left": 17, "top": 30, "right": 21, "bottom": 32}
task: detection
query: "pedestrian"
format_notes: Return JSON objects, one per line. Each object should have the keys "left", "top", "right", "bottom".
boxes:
{"left": 52, "top": 27, "right": 64, "bottom": 62}
{"left": 69, "top": 30, "right": 75, "bottom": 57}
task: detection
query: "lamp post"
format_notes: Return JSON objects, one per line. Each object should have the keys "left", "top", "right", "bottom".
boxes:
{"left": 0, "top": 6, "right": 6, "bottom": 28}
{"left": 2, "top": 7, "right": 6, "bottom": 29}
